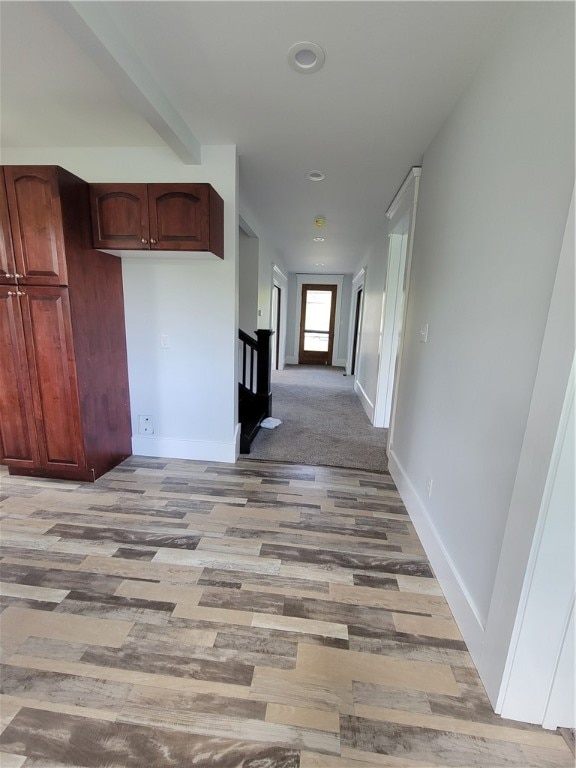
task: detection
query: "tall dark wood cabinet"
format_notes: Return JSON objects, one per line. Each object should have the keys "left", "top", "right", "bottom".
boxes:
{"left": 0, "top": 165, "right": 132, "bottom": 481}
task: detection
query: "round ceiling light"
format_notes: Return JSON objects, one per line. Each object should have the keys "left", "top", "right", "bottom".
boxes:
{"left": 313, "top": 236, "right": 325, "bottom": 242}
{"left": 288, "top": 42, "right": 325, "bottom": 74}
{"left": 307, "top": 170, "right": 325, "bottom": 181}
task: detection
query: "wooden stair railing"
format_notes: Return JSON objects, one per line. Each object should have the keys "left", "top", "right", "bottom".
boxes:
{"left": 238, "top": 329, "right": 273, "bottom": 453}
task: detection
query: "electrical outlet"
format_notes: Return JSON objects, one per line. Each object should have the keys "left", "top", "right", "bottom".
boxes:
{"left": 426, "top": 476, "right": 433, "bottom": 498}
{"left": 138, "top": 415, "right": 154, "bottom": 435}
{"left": 160, "top": 334, "right": 170, "bottom": 349}
{"left": 419, "top": 323, "right": 429, "bottom": 343}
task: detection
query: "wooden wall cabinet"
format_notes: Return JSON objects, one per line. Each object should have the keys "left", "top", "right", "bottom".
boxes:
{"left": 0, "top": 166, "right": 132, "bottom": 481}
{"left": 90, "top": 182, "right": 224, "bottom": 258}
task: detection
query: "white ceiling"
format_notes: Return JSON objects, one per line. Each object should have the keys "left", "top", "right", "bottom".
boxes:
{"left": 0, "top": 1, "right": 517, "bottom": 273}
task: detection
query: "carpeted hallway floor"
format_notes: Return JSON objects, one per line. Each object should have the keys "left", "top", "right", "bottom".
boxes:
{"left": 247, "top": 366, "right": 388, "bottom": 472}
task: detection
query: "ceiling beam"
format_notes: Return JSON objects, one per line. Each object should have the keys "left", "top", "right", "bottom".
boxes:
{"left": 48, "top": 2, "right": 201, "bottom": 165}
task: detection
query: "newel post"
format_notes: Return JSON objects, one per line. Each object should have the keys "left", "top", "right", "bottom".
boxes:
{"left": 255, "top": 329, "right": 273, "bottom": 418}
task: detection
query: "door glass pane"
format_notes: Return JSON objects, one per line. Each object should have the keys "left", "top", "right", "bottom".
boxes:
{"left": 305, "top": 291, "right": 332, "bottom": 332}
{"left": 304, "top": 332, "right": 329, "bottom": 351}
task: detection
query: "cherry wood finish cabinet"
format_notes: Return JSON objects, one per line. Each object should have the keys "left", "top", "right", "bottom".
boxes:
{"left": 0, "top": 166, "right": 132, "bottom": 481}
{"left": 90, "top": 182, "right": 224, "bottom": 258}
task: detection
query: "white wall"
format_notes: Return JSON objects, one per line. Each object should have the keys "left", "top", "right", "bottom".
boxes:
{"left": 257, "top": 241, "right": 287, "bottom": 332}
{"left": 238, "top": 228, "right": 259, "bottom": 335}
{"left": 386, "top": 0, "right": 574, "bottom": 714}
{"left": 2, "top": 145, "right": 240, "bottom": 462}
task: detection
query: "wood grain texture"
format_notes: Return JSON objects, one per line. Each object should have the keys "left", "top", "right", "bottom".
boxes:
{"left": 0, "top": 457, "right": 571, "bottom": 767}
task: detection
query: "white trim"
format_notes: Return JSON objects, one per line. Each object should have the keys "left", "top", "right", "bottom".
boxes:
{"left": 354, "top": 378, "right": 374, "bottom": 422}
{"left": 234, "top": 422, "right": 242, "bottom": 459}
{"left": 271, "top": 264, "right": 288, "bottom": 370}
{"left": 543, "top": 599, "right": 575, "bottom": 729}
{"left": 386, "top": 167, "right": 422, "bottom": 220}
{"left": 132, "top": 434, "right": 238, "bottom": 463}
{"left": 352, "top": 266, "right": 366, "bottom": 287}
{"left": 273, "top": 263, "right": 288, "bottom": 282}
{"left": 496, "top": 357, "right": 575, "bottom": 726}
{"left": 285, "top": 356, "right": 298, "bottom": 366}
{"left": 388, "top": 448, "right": 486, "bottom": 663}
{"left": 373, "top": 232, "right": 407, "bottom": 428}
{"left": 333, "top": 358, "right": 347, "bottom": 369}
{"left": 239, "top": 215, "right": 258, "bottom": 238}
{"left": 294, "top": 274, "right": 344, "bottom": 367}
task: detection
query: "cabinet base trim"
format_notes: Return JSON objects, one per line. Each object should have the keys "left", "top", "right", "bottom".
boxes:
{"left": 8, "top": 465, "right": 96, "bottom": 482}
{"left": 98, "top": 249, "right": 223, "bottom": 261}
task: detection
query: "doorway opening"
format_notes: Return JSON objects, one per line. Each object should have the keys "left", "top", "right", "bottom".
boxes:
{"left": 351, "top": 287, "right": 363, "bottom": 376}
{"left": 271, "top": 284, "right": 281, "bottom": 370}
{"left": 298, "top": 284, "right": 337, "bottom": 365}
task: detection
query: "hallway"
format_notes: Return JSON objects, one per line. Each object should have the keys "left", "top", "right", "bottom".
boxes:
{"left": 247, "top": 366, "right": 388, "bottom": 472}
{"left": 0, "top": 457, "right": 572, "bottom": 767}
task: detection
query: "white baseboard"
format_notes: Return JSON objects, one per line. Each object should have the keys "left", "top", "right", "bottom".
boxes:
{"left": 354, "top": 379, "right": 375, "bottom": 422}
{"left": 282, "top": 357, "right": 347, "bottom": 368}
{"left": 388, "top": 447, "right": 486, "bottom": 666}
{"left": 132, "top": 434, "right": 238, "bottom": 463}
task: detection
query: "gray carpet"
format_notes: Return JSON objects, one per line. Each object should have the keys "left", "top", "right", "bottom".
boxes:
{"left": 247, "top": 365, "right": 388, "bottom": 472}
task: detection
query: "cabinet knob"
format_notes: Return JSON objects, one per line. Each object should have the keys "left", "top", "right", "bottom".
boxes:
{"left": 7, "top": 290, "right": 15, "bottom": 296}
{"left": 150, "top": 239, "right": 157, "bottom": 245}
{"left": 15, "top": 274, "right": 23, "bottom": 279}
{"left": 5, "top": 273, "right": 13, "bottom": 278}
{"left": 17, "top": 291, "right": 25, "bottom": 296}
{"left": 141, "top": 238, "right": 148, "bottom": 244}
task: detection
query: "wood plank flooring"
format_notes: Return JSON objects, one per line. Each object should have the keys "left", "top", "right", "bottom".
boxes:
{"left": 0, "top": 457, "right": 571, "bottom": 767}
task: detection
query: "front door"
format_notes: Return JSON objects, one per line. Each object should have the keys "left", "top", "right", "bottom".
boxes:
{"left": 298, "top": 284, "right": 337, "bottom": 365}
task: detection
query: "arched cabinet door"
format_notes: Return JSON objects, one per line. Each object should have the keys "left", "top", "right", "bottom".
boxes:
{"left": 0, "top": 170, "right": 17, "bottom": 284}
{"left": 90, "top": 184, "right": 149, "bottom": 250}
{"left": 148, "top": 184, "right": 209, "bottom": 251}
{"left": 0, "top": 287, "right": 39, "bottom": 468}
{"left": 3, "top": 166, "right": 68, "bottom": 285}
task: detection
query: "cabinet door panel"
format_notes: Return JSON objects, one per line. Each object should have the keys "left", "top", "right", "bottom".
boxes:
{"left": 3, "top": 166, "right": 67, "bottom": 285}
{"left": 90, "top": 184, "right": 149, "bottom": 249}
{"left": 22, "top": 288, "right": 85, "bottom": 469}
{"left": 0, "top": 170, "right": 17, "bottom": 284}
{"left": 148, "top": 184, "right": 209, "bottom": 250}
{"left": 0, "top": 289, "right": 39, "bottom": 466}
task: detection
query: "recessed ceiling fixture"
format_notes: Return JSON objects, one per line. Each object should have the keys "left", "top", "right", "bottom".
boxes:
{"left": 307, "top": 170, "right": 325, "bottom": 181}
{"left": 316, "top": 262, "right": 325, "bottom": 267}
{"left": 313, "top": 236, "right": 325, "bottom": 242}
{"left": 288, "top": 42, "right": 325, "bottom": 74}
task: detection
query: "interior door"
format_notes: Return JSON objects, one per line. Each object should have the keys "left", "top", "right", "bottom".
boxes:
{"left": 298, "top": 284, "right": 337, "bottom": 365}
